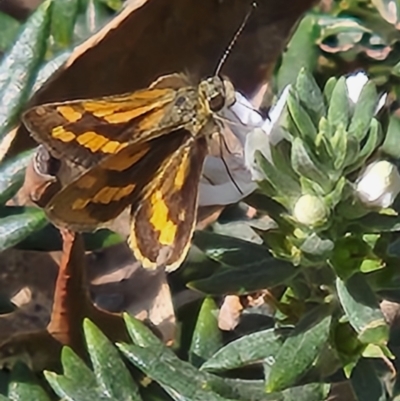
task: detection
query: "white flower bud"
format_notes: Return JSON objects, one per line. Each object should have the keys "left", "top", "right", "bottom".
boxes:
{"left": 293, "top": 194, "right": 329, "bottom": 226}
{"left": 356, "top": 160, "right": 400, "bottom": 208}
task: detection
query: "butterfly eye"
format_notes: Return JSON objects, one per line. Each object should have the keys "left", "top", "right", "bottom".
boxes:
{"left": 208, "top": 93, "right": 226, "bottom": 112}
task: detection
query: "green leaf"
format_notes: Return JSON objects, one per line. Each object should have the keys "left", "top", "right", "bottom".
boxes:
{"left": 348, "top": 81, "right": 378, "bottom": 141}
{"left": 341, "top": 135, "right": 360, "bottom": 172}
{"left": 0, "top": 150, "right": 34, "bottom": 205}
{"left": 266, "top": 307, "right": 331, "bottom": 392}
{"left": 336, "top": 275, "right": 389, "bottom": 345}
{"left": 118, "top": 343, "right": 231, "bottom": 401}
{"left": 123, "top": 313, "right": 163, "bottom": 348}
{"left": 0, "top": 207, "right": 47, "bottom": 252}
{"left": 291, "top": 137, "right": 331, "bottom": 192}
{"left": 299, "top": 233, "right": 334, "bottom": 257}
{"left": 287, "top": 92, "right": 317, "bottom": 141}
{"left": 74, "top": 0, "right": 112, "bottom": 42}
{"left": 51, "top": 0, "right": 80, "bottom": 50}
{"left": 331, "top": 124, "right": 347, "bottom": 171}
{"left": 192, "top": 231, "right": 271, "bottom": 267}
{"left": 45, "top": 321, "right": 141, "bottom": 401}
{"left": 355, "top": 212, "right": 400, "bottom": 233}
{"left": 189, "top": 232, "right": 297, "bottom": 294}
{"left": 189, "top": 298, "right": 222, "bottom": 368}
{"left": 267, "top": 383, "right": 331, "bottom": 401}
{"left": 59, "top": 347, "right": 96, "bottom": 387}
{"left": 45, "top": 372, "right": 114, "bottom": 401}
{"left": 188, "top": 263, "right": 296, "bottom": 295}
{"left": 17, "top": 225, "right": 122, "bottom": 251}
{"left": 210, "top": 378, "right": 330, "bottom": 401}
{"left": 8, "top": 362, "right": 51, "bottom": 401}
{"left": 32, "top": 50, "right": 71, "bottom": 94}
{"left": 295, "top": 68, "right": 326, "bottom": 127}
{"left": 201, "top": 328, "right": 288, "bottom": 373}
{"left": 350, "top": 358, "right": 386, "bottom": 401}
{"left": 323, "top": 77, "right": 337, "bottom": 106}
{"left": 380, "top": 114, "right": 400, "bottom": 159}
{"left": 346, "top": 118, "right": 382, "bottom": 174}
{"left": 0, "top": 293, "right": 16, "bottom": 314}
{"left": 256, "top": 151, "right": 301, "bottom": 202}
{"left": 97, "top": 0, "right": 123, "bottom": 11}
{"left": 276, "top": 15, "right": 319, "bottom": 93}
{"left": 0, "top": 13, "right": 20, "bottom": 53}
{"left": 83, "top": 319, "right": 141, "bottom": 401}
{"left": 0, "top": 0, "right": 52, "bottom": 141}
{"left": 327, "top": 77, "right": 349, "bottom": 133}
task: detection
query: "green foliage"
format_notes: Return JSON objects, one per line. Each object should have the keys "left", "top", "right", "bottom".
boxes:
{"left": 2, "top": 0, "right": 400, "bottom": 400}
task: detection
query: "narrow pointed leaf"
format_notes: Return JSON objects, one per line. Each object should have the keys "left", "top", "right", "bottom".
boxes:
{"left": 60, "top": 347, "right": 96, "bottom": 388}
{"left": 0, "top": 13, "right": 20, "bottom": 52}
{"left": 188, "top": 258, "right": 297, "bottom": 295}
{"left": 287, "top": 92, "right": 317, "bottom": 141}
{"left": 348, "top": 81, "right": 378, "bottom": 141}
{"left": 346, "top": 119, "right": 382, "bottom": 173}
{"left": 381, "top": 114, "right": 400, "bottom": 159}
{"left": 295, "top": 68, "right": 326, "bottom": 126}
{"left": 118, "top": 343, "right": 227, "bottom": 401}
{"left": 201, "top": 328, "right": 288, "bottom": 372}
{"left": 276, "top": 15, "right": 318, "bottom": 93}
{"left": 350, "top": 358, "right": 386, "bottom": 401}
{"left": 327, "top": 77, "right": 349, "bottom": 132}
{"left": 192, "top": 231, "right": 272, "bottom": 267}
{"left": 291, "top": 137, "right": 330, "bottom": 191}
{"left": 98, "top": 0, "right": 124, "bottom": 11}
{"left": 266, "top": 308, "right": 331, "bottom": 392}
{"left": 210, "top": 377, "right": 330, "bottom": 401}
{"left": 44, "top": 371, "right": 113, "bottom": 401}
{"left": 32, "top": 50, "right": 71, "bottom": 94}
{"left": 8, "top": 362, "right": 51, "bottom": 401}
{"left": 0, "top": 207, "right": 47, "bottom": 252}
{"left": 323, "top": 77, "right": 337, "bottom": 105}
{"left": 336, "top": 275, "right": 389, "bottom": 345}
{"left": 123, "top": 313, "right": 163, "bottom": 348}
{"left": 51, "top": 0, "right": 80, "bottom": 50}
{"left": 0, "top": 150, "right": 34, "bottom": 204}
{"left": 189, "top": 298, "right": 222, "bottom": 368}
{"left": 83, "top": 319, "right": 141, "bottom": 401}
{"left": 256, "top": 151, "right": 301, "bottom": 200}
{"left": 0, "top": 0, "right": 52, "bottom": 140}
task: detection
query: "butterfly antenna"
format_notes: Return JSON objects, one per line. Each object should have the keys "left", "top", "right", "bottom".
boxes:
{"left": 214, "top": 2, "right": 257, "bottom": 76}
{"left": 218, "top": 132, "right": 244, "bottom": 195}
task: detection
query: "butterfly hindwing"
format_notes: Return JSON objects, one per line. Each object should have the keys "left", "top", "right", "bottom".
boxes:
{"left": 129, "top": 136, "right": 208, "bottom": 271}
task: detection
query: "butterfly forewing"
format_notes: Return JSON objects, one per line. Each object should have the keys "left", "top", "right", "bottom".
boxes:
{"left": 44, "top": 130, "right": 193, "bottom": 230}
{"left": 22, "top": 86, "right": 194, "bottom": 169}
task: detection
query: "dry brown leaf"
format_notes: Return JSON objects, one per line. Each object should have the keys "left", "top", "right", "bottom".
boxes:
{"left": 218, "top": 295, "right": 243, "bottom": 331}
{"left": 7, "top": 0, "right": 317, "bottom": 158}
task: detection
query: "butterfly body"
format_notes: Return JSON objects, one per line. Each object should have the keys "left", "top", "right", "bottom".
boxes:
{"left": 23, "top": 74, "right": 235, "bottom": 271}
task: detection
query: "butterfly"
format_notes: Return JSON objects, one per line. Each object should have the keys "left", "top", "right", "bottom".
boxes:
{"left": 22, "top": 73, "right": 236, "bottom": 271}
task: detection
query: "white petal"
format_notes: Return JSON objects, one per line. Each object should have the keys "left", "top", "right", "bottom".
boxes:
{"left": 221, "top": 91, "right": 264, "bottom": 147}
{"left": 356, "top": 160, "right": 400, "bottom": 208}
{"left": 346, "top": 71, "right": 368, "bottom": 103}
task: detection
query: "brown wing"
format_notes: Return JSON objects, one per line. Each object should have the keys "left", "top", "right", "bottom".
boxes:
{"left": 43, "top": 129, "right": 194, "bottom": 230}
{"left": 129, "top": 136, "right": 208, "bottom": 272}
{"left": 22, "top": 87, "right": 186, "bottom": 169}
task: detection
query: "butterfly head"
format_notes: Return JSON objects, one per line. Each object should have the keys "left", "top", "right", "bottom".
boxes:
{"left": 199, "top": 76, "right": 236, "bottom": 113}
